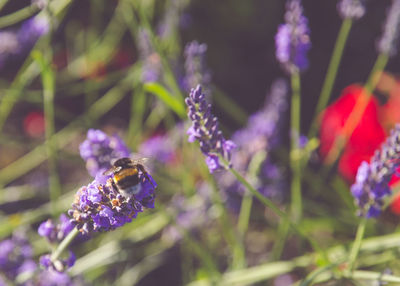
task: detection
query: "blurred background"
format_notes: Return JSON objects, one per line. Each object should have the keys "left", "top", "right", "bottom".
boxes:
{"left": 1, "top": 0, "right": 400, "bottom": 285}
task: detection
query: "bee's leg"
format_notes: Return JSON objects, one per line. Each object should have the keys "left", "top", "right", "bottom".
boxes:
{"left": 137, "top": 165, "right": 156, "bottom": 188}
{"left": 110, "top": 179, "right": 120, "bottom": 193}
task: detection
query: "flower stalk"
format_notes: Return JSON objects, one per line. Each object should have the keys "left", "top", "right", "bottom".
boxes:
{"left": 309, "top": 18, "right": 353, "bottom": 138}
{"left": 50, "top": 227, "right": 79, "bottom": 263}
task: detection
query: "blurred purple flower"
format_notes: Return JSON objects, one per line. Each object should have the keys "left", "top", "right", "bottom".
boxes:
{"left": 231, "top": 79, "right": 288, "bottom": 151}
{"left": 163, "top": 182, "right": 212, "bottom": 242}
{"left": 17, "top": 15, "right": 49, "bottom": 49}
{"left": 0, "top": 31, "right": 19, "bottom": 66}
{"left": 183, "top": 41, "right": 211, "bottom": 92}
{"left": 351, "top": 124, "right": 400, "bottom": 218}
{"left": 79, "top": 129, "right": 131, "bottom": 177}
{"left": 0, "top": 230, "right": 84, "bottom": 284}
{"left": 0, "top": 232, "right": 36, "bottom": 282}
{"left": 68, "top": 171, "right": 156, "bottom": 234}
{"left": 337, "top": 0, "right": 366, "bottom": 20}
{"left": 218, "top": 79, "right": 288, "bottom": 209}
{"left": 137, "top": 28, "right": 162, "bottom": 83}
{"left": 185, "top": 85, "right": 236, "bottom": 173}
{"left": 298, "top": 135, "right": 308, "bottom": 149}
{"left": 275, "top": 0, "right": 311, "bottom": 74}
{"left": 377, "top": 0, "right": 400, "bottom": 56}
{"left": 138, "top": 135, "right": 176, "bottom": 164}
{"left": 0, "top": 15, "right": 49, "bottom": 69}
{"left": 36, "top": 268, "right": 86, "bottom": 286}
{"left": 157, "top": 0, "right": 183, "bottom": 39}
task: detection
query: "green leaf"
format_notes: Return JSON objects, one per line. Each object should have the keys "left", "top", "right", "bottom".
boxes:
{"left": 144, "top": 82, "right": 186, "bottom": 118}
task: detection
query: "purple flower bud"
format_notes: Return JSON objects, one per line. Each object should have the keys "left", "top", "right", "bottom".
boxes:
{"left": 39, "top": 251, "right": 76, "bottom": 272}
{"left": 39, "top": 255, "right": 52, "bottom": 269}
{"left": 38, "top": 214, "right": 77, "bottom": 244}
{"left": 205, "top": 155, "right": 221, "bottom": 173}
{"left": 38, "top": 219, "right": 54, "bottom": 239}
{"left": 275, "top": 0, "right": 311, "bottom": 74}
{"left": 337, "top": 0, "right": 366, "bottom": 20}
{"left": 351, "top": 124, "right": 400, "bottom": 217}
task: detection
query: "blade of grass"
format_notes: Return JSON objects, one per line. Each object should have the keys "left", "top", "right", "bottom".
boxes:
{"left": 212, "top": 85, "right": 247, "bottom": 126}
{"left": 144, "top": 82, "right": 186, "bottom": 118}
{"left": 0, "top": 4, "right": 39, "bottom": 28}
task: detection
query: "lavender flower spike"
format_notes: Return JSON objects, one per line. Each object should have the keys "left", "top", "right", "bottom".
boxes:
{"left": 68, "top": 172, "right": 156, "bottom": 234}
{"left": 337, "top": 0, "right": 366, "bottom": 20}
{"left": 275, "top": 0, "right": 311, "bottom": 74}
{"left": 185, "top": 85, "right": 236, "bottom": 173}
{"left": 377, "top": 0, "right": 400, "bottom": 56}
{"left": 184, "top": 41, "right": 211, "bottom": 91}
{"left": 351, "top": 124, "right": 400, "bottom": 218}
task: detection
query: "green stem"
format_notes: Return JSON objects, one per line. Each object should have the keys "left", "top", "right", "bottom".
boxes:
{"left": 127, "top": 83, "right": 146, "bottom": 148}
{"left": 271, "top": 217, "right": 290, "bottom": 260}
{"left": 0, "top": 0, "right": 10, "bottom": 11}
{"left": 347, "top": 217, "right": 367, "bottom": 272}
{"left": 290, "top": 72, "right": 302, "bottom": 222}
{"left": 309, "top": 18, "right": 353, "bottom": 138}
{"left": 237, "top": 193, "right": 253, "bottom": 237}
{"left": 188, "top": 231, "right": 400, "bottom": 286}
{"left": 51, "top": 227, "right": 79, "bottom": 262}
{"left": 206, "top": 172, "right": 246, "bottom": 270}
{"left": 155, "top": 205, "right": 221, "bottom": 281}
{"left": 237, "top": 150, "right": 266, "bottom": 236}
{"left": 0, "top": 4, "right": 39, "bottom": 29}
{"left": 364, "top": 53, "right": 389, "bottom": 94}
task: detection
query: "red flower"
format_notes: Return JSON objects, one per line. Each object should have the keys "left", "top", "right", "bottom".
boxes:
{"left": 319, "top": 84, "right": 387, "bottom": 182}
{"left": 23, "top": 111, "right": 45, "bottom": 138}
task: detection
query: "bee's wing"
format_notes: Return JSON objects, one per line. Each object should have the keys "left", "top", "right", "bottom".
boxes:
{"left": 130, "top": 153, "right": 152, "bottom": 165}
{"left": 133, "top": 158, "right": 150, "bottom": 165}
{"left": 103, "top": 166, "right": 116, "bottom": 176}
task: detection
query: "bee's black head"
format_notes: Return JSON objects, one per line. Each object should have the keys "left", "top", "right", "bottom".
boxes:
{"left": 113, "top": 157, "right": 134, "bottom": 168}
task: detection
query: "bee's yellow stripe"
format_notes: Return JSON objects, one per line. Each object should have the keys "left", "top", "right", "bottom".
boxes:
{"left": 114, "top": 168, "right": 138, "bottom": 181}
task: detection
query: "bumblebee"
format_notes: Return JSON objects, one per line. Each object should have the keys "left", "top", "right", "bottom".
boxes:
{"left": 104, "top": 157, "right": 153, "bottom": 198}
